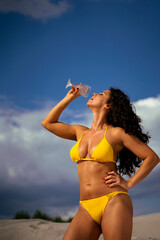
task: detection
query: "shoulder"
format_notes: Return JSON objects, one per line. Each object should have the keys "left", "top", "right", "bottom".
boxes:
{"left": 74, "top": 125, "right": 89, "bottom": 140}
{"left": 108, "top": 125, "right": 126, "bottom": 145}
{"left": 109, "top": 125, "right": 141, "bottom": 147}
{"left": 109, "top": 125, "right": 125, "bottom": 136}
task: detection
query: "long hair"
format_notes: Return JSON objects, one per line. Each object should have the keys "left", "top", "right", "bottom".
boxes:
{"left": 107, "top": 87, "right": 150, "bottom": 177}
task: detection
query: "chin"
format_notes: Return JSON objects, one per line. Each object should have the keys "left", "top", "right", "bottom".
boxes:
{"left": 86, "top": 101, "right": 95, "bottom": 110}
{"left": 86, "top": 101, "right": 92, "bottom": 108}
{"left": 87, "top": 100, "right": 92, "bottom": 107}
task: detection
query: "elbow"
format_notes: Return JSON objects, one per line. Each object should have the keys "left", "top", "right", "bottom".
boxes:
{"left": 41, "top": 120, "right": 58, "bottom": 129}
{"left": 41, "top": 121, "right": 47, "bottom": 128}
{"left": 155, "top": 156, "right": 160, "bottom": 165}
{"left": 151, "top": 153, "right": 160, "bottom": 167}
{"left": 144, "top": 152, "right": 159, "bottom": 169}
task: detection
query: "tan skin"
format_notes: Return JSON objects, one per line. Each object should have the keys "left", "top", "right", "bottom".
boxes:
{"left": 41, "top": 85, "right": 159, "bottom": 240}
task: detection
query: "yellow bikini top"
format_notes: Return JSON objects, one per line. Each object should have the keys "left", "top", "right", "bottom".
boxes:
{"left": 70, "top": 125, "right": 116, "bottom": 163}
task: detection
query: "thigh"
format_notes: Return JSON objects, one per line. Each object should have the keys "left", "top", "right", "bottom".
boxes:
{"left": 62, "top": 204, "right": 101, "bottom": 240}
{"left": 101, "top": 194, "right": 133, "bottom": 240}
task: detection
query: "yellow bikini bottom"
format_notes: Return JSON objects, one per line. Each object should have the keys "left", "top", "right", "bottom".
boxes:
{"left": 80, "top": 191, "right": 129, "bottom": 225}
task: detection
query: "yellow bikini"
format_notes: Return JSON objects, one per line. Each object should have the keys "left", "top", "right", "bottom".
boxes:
{"left": 80, "top": 191, "right": 129, "bottom": 224}
{"left": 70, "top": 125, "right": 116, "bottom": 163}
{"left": 70, "top": 126, "right": 129, "bottom": 225}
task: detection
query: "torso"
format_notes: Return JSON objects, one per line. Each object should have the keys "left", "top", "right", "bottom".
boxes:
{"left": 75, "top": 125, "right": 128, "bottom": 200}
{"left": 77, "top": 161, "right": 127, "bottom": 200}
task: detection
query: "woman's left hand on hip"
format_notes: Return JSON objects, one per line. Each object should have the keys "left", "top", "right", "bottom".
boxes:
{"left": 103, "top": 171, "right": 129, "bottom": 190}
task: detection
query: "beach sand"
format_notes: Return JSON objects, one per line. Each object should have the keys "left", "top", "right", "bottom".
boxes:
{"left": 0, "top": 212, "right": 159, "bottom": 240}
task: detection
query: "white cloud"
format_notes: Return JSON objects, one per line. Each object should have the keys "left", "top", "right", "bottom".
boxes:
{"left": 134, "top": 95, "right": 160, "bottom": 157}
{"left": 0, "top": 0, "right": 72, "bottom": 20}
{"left": 0, "top": 105, "right": 79, "bottom": 188}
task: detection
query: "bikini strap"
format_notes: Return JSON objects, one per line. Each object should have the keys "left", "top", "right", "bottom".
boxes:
{"left": 82, "top": 128, "right": 90, "bottom": 136}
{"left": 104, "top": 125, "right": 108, "bottom": 137}
{"left": 78, "top": 128, "right": 90, "bottom": 141}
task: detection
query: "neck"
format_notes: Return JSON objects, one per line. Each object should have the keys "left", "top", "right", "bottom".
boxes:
{"left": 91, "top": 109, "right": 108, "bottom": 130}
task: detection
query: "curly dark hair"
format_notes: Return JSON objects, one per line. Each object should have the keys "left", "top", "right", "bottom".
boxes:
{"left": 107, "top": 87, "right": 150, "bottom": 177}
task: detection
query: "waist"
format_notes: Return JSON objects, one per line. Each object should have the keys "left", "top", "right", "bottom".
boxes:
{"left": 77, "top": 161, "right": 127, "bottom": 200}
{"left": 79, "top": 178, "right": 128, "bottom": 200}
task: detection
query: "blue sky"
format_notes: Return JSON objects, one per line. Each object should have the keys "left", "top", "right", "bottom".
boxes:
{"left": 0, "top": 0, "right": 160, "bottom": 219}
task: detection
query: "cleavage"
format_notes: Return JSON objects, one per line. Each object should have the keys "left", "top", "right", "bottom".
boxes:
{"left": 78, "top": 131, "right": 105, "bottom": 159}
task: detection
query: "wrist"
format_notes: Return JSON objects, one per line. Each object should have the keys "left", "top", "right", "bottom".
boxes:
{"left": 63, "top": 94, "right": 74, "bottom": 103}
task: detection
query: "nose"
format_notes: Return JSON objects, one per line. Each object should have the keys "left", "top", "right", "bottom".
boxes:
{"left": 93, "top": 92, "right": 97, "bottom": 96}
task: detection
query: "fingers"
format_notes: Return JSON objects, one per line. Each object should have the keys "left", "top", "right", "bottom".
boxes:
{"left": 67, "top": 87, "right": 81, "bottom": 100}
{"left": 70, "top": 86, "right": 79, "bottom": 94}
{"left": 107, "top": 171, "right": 117, "bottom": 176}
{"left": 103, "top": 171, "right": 129, "bottom": 190}
{"left": 66, "top": 83, "right": 82, "bottom": 99}
{"left": 103, "top": 171, "right": 120, "bottom": 188}
{"left": 71, "top": 84, "right": 79, "bottom": 92}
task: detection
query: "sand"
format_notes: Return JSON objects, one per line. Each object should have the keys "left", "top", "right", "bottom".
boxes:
{"left": 0, "top": 212, "right": 159, "bottom": 240}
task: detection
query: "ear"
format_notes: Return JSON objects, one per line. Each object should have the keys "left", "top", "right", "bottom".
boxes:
{"left": 104, "top": 103, "right": 111, "bottom": 110}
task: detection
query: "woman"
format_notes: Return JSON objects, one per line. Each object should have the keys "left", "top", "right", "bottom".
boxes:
{"left": 41, "top": 85, "right": 159, "bottom": 240}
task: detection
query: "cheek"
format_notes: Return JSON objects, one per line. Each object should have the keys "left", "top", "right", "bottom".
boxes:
{"left": 95, "top": 99, "right": 106, "bottom": 108}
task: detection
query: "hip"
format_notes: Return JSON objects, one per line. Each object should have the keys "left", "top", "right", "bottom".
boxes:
{"left": 79, "top": 181, "right": 128, "bottom": 201}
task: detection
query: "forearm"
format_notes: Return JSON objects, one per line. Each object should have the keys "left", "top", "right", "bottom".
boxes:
{"left": 127, "top": 154, "right": 159, "bottom": 189}
{"left": 41, "top": 95, "right": 73, "bottom": 125}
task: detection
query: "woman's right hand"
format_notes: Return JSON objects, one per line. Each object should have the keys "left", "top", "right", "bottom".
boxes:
{"left": 66, "top": 84, "right": 81, "bottom": 100}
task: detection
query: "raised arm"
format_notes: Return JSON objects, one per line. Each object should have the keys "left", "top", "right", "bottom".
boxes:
{"left": 41, "top": 87, "right": 87, "bottom": 141}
